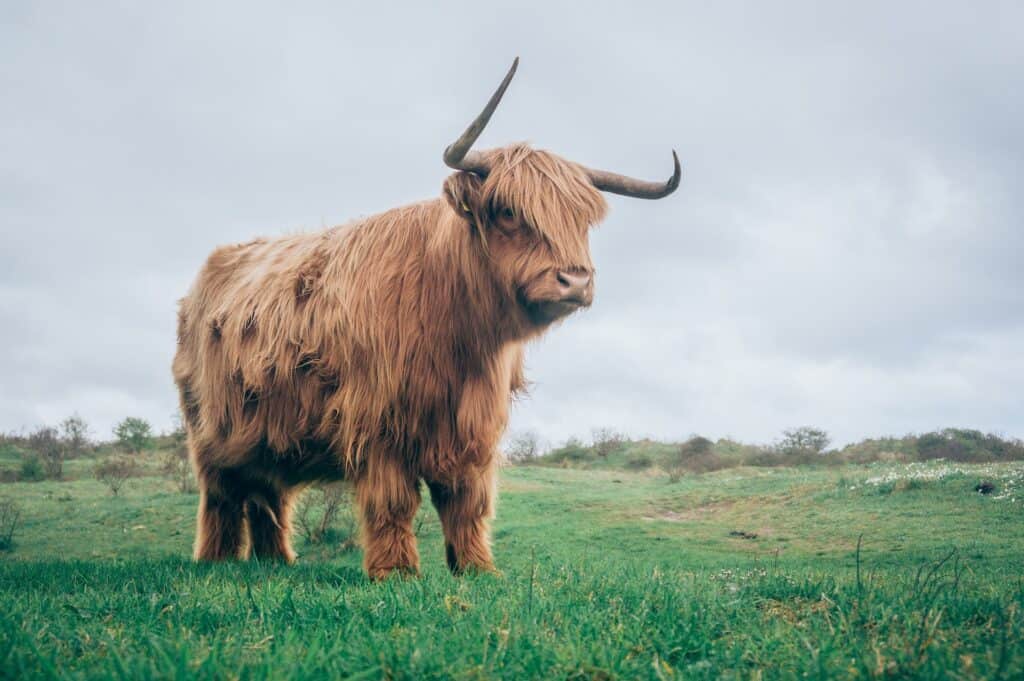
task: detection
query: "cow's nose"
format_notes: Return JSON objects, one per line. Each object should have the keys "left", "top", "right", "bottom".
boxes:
{"left": 556, "top": 270, "right": 593, "bottom": 305}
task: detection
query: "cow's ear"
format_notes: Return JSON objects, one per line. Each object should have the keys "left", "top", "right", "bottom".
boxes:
{"left": 443, "top": 172, "right": 485, "bottom": 227}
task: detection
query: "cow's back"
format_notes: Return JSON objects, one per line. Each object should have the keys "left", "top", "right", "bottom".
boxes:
{"left": 173, "top": 229, "right": 352, "bottom": 470}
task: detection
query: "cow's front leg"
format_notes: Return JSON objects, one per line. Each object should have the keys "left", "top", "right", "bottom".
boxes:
{"left": 355, "top": 457, "right": 421, "bottom": 579}
{"left": 427, "top": 462, "right": 497, "bottom": 575}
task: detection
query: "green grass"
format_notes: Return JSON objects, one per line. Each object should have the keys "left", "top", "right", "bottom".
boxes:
{"left": 2, "top": 460, "right": 1023, "bottom": 679}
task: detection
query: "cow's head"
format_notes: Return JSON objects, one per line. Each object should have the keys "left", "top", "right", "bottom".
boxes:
{"left": 441, "top": 58, "right": 680, "bottom": 333}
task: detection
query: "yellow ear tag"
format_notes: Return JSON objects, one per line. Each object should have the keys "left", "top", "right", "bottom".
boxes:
{"left": 460, "top": 201, "right": 471, "bottom": 214}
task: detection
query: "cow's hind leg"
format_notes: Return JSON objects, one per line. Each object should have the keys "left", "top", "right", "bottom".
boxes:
{"left": 427, "top": 460, "right": 497, "bottom": 575}
{"left": 247, "top": 486, "right": 297, "bottom": 563}
{"left": 194, "top": 469, "right": 248, "bottom": 561}
{"left": 355, "top": 458, "right": 421, "bottom": 580}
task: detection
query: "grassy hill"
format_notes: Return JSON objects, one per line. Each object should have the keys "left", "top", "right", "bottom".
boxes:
{"left": 1, "top": 446, "right": 1023, "bottom": 678}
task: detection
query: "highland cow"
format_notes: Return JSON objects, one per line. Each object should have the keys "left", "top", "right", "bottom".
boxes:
{"left": 172, "top": 58, "right": 680, "bottom": 578}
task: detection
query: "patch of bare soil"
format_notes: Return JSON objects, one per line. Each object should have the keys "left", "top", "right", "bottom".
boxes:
{"left": 729, "top": 530, "right": 758, "bottom": 540}
{"left": 644, "top": 499, "right": 736, "bottom": 522}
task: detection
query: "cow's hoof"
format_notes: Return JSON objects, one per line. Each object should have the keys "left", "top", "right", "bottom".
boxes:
{"left": 367, "top": 565, "right": 420, "bottom": 581}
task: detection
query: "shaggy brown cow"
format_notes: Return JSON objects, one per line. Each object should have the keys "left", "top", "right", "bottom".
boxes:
{"left": 172, "top": 59, "right": 680, "bottom": 579}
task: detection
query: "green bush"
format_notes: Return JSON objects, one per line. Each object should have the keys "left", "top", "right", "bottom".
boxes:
{"left": 0, "top": 497, "right": 20, "bottom": 551}
{"left": 19, "top": 456, "right": 46, "bottom": 482}
{"left": 777, "top": 426, "right": 831, "bottom": 456}
{"left": 113, "top": 417, "right": 153, "bottom": 455}
{"left": 916, "top": 432, "right": 964, "bottom": 461}
{"left": 94, "top": 457, "right": 138, "bottom": 496}
{"left": 624, "top": 453, "right": 653, "bottom": 470}
{"left": 545, "top": 437, "right": 594, "bottom": 465}
{"left": 746, "top": 448, "right": 785, "bottom": 467}
{"left": 591, "top": 428, "right": 626, "bottom": 459}
{"left": 28, "top": 426, "right": 63, "bottom": 479}
{"left": 675, "top": 436, "right": 727, "bottom": 474}
{"left": 909, "top": 429, "right": 1024, "bottom": 463}
{"left": 295, "top": 484, "right": 357, "bottom": 548}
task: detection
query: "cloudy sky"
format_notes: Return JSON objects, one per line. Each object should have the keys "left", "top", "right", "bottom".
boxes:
{"left": 2, "top": 1, "right": 1022, "bottom": 447}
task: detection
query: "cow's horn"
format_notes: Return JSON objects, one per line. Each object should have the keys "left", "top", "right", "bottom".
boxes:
{"left": 584, "top": 150, "right": 682, "bottom": 200}
{"left": 443, "top": 57, "right": 519, "bottom": 176}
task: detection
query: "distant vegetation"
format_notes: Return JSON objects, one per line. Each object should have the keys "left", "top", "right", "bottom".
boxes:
{"left": 5, "top": 417, "right": 1023, "bottom": 488}
{"left": 530, "top": 427, "right": 1024, "bottom": 475}
{"left": 0, "top": 415, "right": 179, "bottom": 487}
{"left": 93, "top": 457, "right": 139, "bottom": 496}
{"left": 295, "top": 483, "right": 358, "bottom": 548}
{"left": 113, "top": 416, "right": 154, "bottom": 455}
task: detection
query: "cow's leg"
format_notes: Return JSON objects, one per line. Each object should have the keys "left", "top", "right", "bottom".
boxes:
{"left": 427, "top": 462, "right": 497, "bottom": 575}
{"left": 194, "top": 468, "right": 248, "bottom": 561}
{"left": 246, "top": 486, "right": 297, "bottom": 563}
{"left": 355, "top": 458, "right": 421, "bottom": 579}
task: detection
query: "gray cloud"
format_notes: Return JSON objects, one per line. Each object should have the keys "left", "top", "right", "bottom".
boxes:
{"left": 2, "top": 1, "right": 1022, "bottom": 446}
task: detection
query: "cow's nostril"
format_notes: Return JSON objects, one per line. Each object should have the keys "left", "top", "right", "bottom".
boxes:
{"left": 556, "top": 270, "right": 593, "bottom": 303}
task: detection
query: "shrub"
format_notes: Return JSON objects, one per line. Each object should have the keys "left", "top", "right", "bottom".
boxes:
{"left": 162, "top": 424, "right": 196, "bottom": 493}
{"left": 296, "top": 484, "right": 356, "bottom": 547}
{"left": 19, "top": 456, "right": 47, "bottom": 482}
{"left": 780, "top": 446, "right": 824, "bottom": 466}
{"left": 624, "top": 453, "right": 653, "bottom": 470}
{"left": 113, "top": 417, "right": 153, "bottom": 455}
{"left": 674, "top": 436, "right": 726, "bottom": 475}
{"left": 59, "top": 414, "right": 91, "bottom": 459}
{"left": 778, "top": 427, "right": 831, "bottom": 457}
{"left": 746, "top": 447, "right": 786, "bottom": 467}
{"left": 981, "top": 432, "right": 1024, "bottom": 460}
{"left": 545, "top": 437, "right": 593, "bottom": 465}
{"left": 749, "top": 441, "right": 826, "bottom": 468}
{"left": 505, "top": 431, "right": 540, "bottom": 463}
{"left": 911, "top": 428, "right": 1024, "bottom": 463}
{"left": 0, "top": 497, "right": 21, "bottom": 551}
{"left": 667, "top": 468, "right": 685, "bottom": 483}
{"left": 94, "top": 457, "right": 138, "bottom": 496}
{"left": 916, "top": 431, "right": 964, "bottom": 461}
{"left": 835, "top": 436, "right": 915, "bottom": 464}
{"left": 591, "top": 428, "right": 626, "bottom": 459}
{"left": 28, "top": 426, "right": 64, "bottom": 479}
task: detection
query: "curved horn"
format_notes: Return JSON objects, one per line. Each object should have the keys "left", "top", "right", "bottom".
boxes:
{"left": 585, "top": 150, "right": 682, "bottom": 199}
{"left": 443, "top": 57, "right": 519, "bottom": 176}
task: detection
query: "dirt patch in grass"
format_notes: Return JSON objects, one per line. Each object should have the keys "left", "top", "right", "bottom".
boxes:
{"left": 729, "top": 530, "right": 759, "bottom": 540}
{"left": 644, "top": 499, "right": 736, "bottom": 522}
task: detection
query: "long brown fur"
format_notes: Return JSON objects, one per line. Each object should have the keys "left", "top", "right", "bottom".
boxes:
{"left": 173, "top": 144, "right": 607, "bottom": 577}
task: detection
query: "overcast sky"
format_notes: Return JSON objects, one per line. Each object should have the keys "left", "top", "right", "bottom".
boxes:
{"left": 2, "top": 1, "right": 1022, "bottom": 448}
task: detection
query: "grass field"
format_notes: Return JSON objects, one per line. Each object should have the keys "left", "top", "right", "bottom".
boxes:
{"left": 1, "top": 456, "right": 1023, "bottom": 679}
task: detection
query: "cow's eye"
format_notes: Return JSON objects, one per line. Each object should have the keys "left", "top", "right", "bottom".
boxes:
{"left": 502, "top": 207, "right": 516, "bottom": 220}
